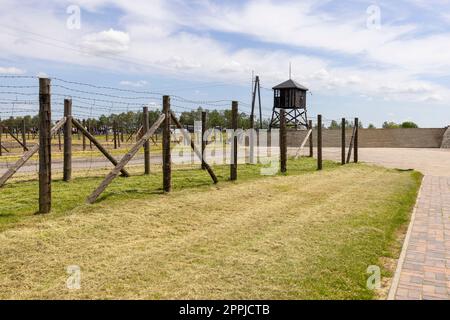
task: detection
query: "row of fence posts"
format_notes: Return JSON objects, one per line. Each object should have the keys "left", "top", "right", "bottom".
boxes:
{"left": 316, "top": 115, "right": 359, "bottom": 170}
{"left": 32, "top": 78, "right": 360, "bottom": 214}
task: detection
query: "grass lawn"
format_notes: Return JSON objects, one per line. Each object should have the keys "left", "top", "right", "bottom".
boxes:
{"left": 0, "top": 158, "right": 421, "bottom": 299}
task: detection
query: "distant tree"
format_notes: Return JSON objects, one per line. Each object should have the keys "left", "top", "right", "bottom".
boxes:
{"left": 328, "top": 120, "right": 340, "bottom": 129}
{"left": 382, "top": 121, "right": 400, "bottom": 129}
{"left": 401, "top": 121, "right": 419, "bottom": 128}
{"left": 368, "top": 123, "right": 376, "bottom": 129}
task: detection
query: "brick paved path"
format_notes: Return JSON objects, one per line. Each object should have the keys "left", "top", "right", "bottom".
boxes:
{"left": 290, "top": 148, "right": 450, "bottom": 300}
{"left": 392, "top": 176, "right": 450, "bottom": 300}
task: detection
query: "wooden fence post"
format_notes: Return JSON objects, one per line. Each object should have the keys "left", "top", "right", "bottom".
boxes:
{"left": 317, "top": 114, "right": 323, "bottom": 171}
{"left": 64, "top": 99, "right": 72, "bottom": 182}
{"left": 354, "top": 118, "right": 359, "bottom": 163}
{"left": 280, "top": 109, "right": 287, "bottom": 173}
{"left": 143, "top": 106, "right": 150, "bottom": 175}
{"left": 58, "top": 129, "right": 62, "bottom": 151}
{"left": 201, "top": 111, "right": 207, "bottom": 170}
{"left": 0, "top": 121, "right": 2, "bottom": 157}
{"left": 113, "top": 121, "right": 118, "bottom": 149}
{"left": 82, "top": 119, "right": 87, "bottom": 151}
{"left": 88, "top": 120, "right": 93, "bottom": 150}
{"left": 341, "top": 118, "right": 346, "bottom": 165}
{"left": 22, "top": 120, "right": 27, "bottom": 152}
{"left": 163, "top": 96, "right": 172, "bottom": 192}
{"left": 118, "top": 124, "right": 121, "bottom": 148}
{"left": 309, "top": 120, "right": 313, "bottom": 158}
{"left": 230, "top": 101, "right": 238, "bottom": 181}
{"left": 39, "top": 78, "right": 51, "bottom": 214}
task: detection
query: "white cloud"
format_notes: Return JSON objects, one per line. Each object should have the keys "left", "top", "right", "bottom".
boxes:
{"left": 422, "top": 94, "right": 443, "bottom": 102}
{"left": 81, "top": 29, "right": 130, "bottom": 55}
{"left": 0, "top": 66, "right": 25, "bottom": 74}
{"left": 119, "top": 80, "right": 148, "bottom": 87}
{"left": 0, "top": 0, "right": 448, "bottom": 107}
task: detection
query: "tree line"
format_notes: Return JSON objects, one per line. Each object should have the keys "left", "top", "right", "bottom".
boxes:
{"left": 0, "top": 108, "right": 420, "bottom": 132}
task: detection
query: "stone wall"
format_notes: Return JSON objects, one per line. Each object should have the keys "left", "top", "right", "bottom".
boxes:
{"left": 287, "top": 128, "right": 447, "bottom": 148}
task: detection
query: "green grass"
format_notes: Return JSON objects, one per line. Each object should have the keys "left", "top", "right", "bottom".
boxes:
{"left": 0, "top": 158, "right": 422, "bottom": 300}
{"left": 0, "top": 158, "right": 333, "bottom": 231}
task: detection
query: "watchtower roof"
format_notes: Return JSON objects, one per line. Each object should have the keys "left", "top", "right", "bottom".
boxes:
{"left": 272, "top": 79, "right": 309, "bottom": 91}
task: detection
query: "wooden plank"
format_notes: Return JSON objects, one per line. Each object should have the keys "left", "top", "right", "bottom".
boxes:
{"left": 2, "top": 126, "right": 28, "bottom": 151}
{"left": 308, "top": 120, "right": 313, "bottom": 158}
{"left": 86, "top": 114, "right": 165, "bottom": 204}
{"left": 294, "top": 129, "right": 312, "bottom": 159}
{"left": 170, "top": 111, "right": 218, "bottom": 184}
{"left": 0, "top": 144, "right": 9, "bottom": 153}
{"left": 0, "top": 117, "right": 66, "bottom": 188}
{"left": 72, "top": 118, "right": 130, "bottom": 177}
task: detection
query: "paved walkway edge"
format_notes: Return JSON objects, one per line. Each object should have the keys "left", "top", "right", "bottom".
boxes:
{"left": 387, "top": 177, "right": 424, "bottom": 300}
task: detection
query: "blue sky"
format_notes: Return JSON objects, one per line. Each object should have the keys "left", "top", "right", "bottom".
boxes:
{"left": 1, "top": 0, "right": 450, "bottom": 127}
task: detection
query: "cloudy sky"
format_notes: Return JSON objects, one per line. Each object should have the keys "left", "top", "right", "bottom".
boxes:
{"left": 1, "top": 0, "right": 450, "bottom": 127}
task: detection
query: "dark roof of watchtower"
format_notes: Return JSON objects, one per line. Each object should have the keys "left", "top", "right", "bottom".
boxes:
{"left": 272, "top": 79, "right": 309, "bottom": 91}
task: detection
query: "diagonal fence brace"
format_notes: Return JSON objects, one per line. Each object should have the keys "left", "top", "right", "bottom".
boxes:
{"left": 86, "top": 114, "right": 166, "bottom": 204}
{"left": 0, "top": 117, "right": 66, "bottom": 188}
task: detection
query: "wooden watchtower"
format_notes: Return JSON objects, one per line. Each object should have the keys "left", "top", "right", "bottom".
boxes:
{"left": 269, "top": 79, "right": 309, "bottom": 129}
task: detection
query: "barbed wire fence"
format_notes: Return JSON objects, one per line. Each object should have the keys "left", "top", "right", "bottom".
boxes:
{"left": 0, "top": 75, "right": 360, "bottom": 212}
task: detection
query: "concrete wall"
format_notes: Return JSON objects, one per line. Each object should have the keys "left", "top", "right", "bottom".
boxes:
{"left": 440, "top": 128, "right": 450, "bottom": 148}
{"left": 287, "top": 128, "right": 447, "bottom": 148}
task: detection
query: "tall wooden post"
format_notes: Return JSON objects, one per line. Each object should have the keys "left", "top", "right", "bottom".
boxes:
{"left": 58, "top": 129, "right": 62, "bottom": 151}
{"left": 341, "top": 118, "right": 346, "bottom": 165}
{"left": 117, "top": 123, "right": 121, "bottom": 148}
{"left": 0, "top": 124, "right": 2, "bottom": 157}
{"left": 317, "top": 114, "right": 323, "bottom": 171}
{"left": 39, "top": 78, "right": 51, "bottom": 214}
{"left": 201, "top": 111, "right": 207, "bottom": 170}
{"left": 280, "top": 109, "right": 287, "bottom": 173}
{"left": 88, "top": 120, "right": 93, "bottom": 150}
{"left": 22, "top": 120, "right": 27, "bottom": 152}
{"left": 0, "top": 119, "right": 2, "bottom": 157}
{"left": 63, "top": 99, "right": 72, "bottom": 182}
{"left": 162, "top": 96, "right": 172, "bottom": 192}
{"left": 308, "top": 120, "right": 313, "bottom": 158}
{"left": 113, "top": 121, "right": 118, "bottom": 150}
{"left": 230, "top": 101, "right": 238, "bottom": 181}
{"left": 354, "top": 118, "right": 359, "bottom": 163}
{"left": 82, "top": 119, "right": 87, "bottom": 151}
{"left": 143, "top": 106, "right": 150, "bottom": 175}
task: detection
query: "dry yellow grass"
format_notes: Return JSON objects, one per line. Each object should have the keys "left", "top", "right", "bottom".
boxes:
{"left": 0, "top": 164, "right": 420, "bottom": 299}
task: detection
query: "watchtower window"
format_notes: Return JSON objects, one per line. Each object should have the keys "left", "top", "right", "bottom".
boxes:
{"left": 275, "top": 90, "right": 280, "bottom": 98}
